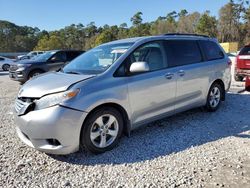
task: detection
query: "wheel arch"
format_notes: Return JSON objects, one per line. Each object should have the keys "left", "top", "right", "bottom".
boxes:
{"left": 28, "top": 68, "right": 46, "bottom": 78}
{"left": 210, "top": 79, "right": 226, "bottom": 101}
{"left": 81, "top": 102, "right": 131, "bottom": 137}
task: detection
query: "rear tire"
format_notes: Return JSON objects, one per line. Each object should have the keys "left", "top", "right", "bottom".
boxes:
{"left": 205, "top": 83, "right": 223, "bottom": 112}
{"left": 80, "top": 107, "right": 124, "bottom": 154}
{"left": 234, "top": 74, "right": 244, "bottom": 82}
{"left": 2, "top": 64, "right": 10, "bottom": 71}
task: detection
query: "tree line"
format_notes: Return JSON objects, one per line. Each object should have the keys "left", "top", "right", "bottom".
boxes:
{"left": 0, "top": 0, "right": 250, "bottom": 52}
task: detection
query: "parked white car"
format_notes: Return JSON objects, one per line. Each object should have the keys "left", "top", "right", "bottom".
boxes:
{"left": 0, "top": 56, "right": 15, "bottom": 71}
{"left": 17, "top": 51, "right": 44, "bottom": 60}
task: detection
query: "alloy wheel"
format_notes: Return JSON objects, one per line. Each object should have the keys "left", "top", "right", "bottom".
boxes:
{"left": 209, "top": 86, "right": 221, "bottom": 108}
{"left": 90, "top": 114, "right": 119, "bottom": 148}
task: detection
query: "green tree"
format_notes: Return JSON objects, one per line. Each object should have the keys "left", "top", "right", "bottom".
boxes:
{"left": 196, "top": 11, "right": 217, "bottom": 37}
{"left": 131, "top": 12, "right": 143, "bottom": 26}
{"left": 34, "top": 33, "right": 64, "bottom": 50}
{"left": 178, "top": 9, "right": 188, "bottom": 17}
{"left": 152, "top": 11, "right": 177, "bottom": 34}
{"left": 177, "top": 12, "right": 201, "bottom": 33}
{"left": 218, "top": 0, "right": 247, "bottom": 42}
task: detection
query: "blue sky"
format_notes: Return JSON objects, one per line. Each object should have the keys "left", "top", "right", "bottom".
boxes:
{"left": 0, "top": 0, "right": 229, "bottom": 31}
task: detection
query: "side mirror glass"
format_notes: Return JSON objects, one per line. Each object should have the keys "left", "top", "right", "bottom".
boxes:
{"left": 130, "top": 61, "right": 149, "bottom": 73}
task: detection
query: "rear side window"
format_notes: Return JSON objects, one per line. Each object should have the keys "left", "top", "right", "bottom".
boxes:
{"left": 200, "top": 40, "right": 224, "bottom": 60}
{"left": 239, "top": 46, "right": 250, "bottom": 55}
{"left": 163, "top": 40, "right": 202, "bottom": 67}
{"left": 0, "top": 57, "right": 4, "bottom": 61}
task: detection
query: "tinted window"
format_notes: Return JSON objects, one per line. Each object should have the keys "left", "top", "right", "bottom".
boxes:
{"left": 51, "top": 51, "right": 66, "bottom": 62}
{"left": 129, "top": 42, "right": 166, "bottom": 72}
{"left": 200, "top": 40, "right": 224, "bottom": 60}
{"left": 164, "top": 40, "right": 202, "bottom": 67}
{"left": 66, "top": 51, "right": 82, "bottom": 61}
{"left": 239, "top": 46, "right": 250, "bottom": 55}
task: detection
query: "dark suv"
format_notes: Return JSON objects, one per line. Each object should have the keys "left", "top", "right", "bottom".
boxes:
{"left": 9, "top": 50, "right": 84, "bottom": 83}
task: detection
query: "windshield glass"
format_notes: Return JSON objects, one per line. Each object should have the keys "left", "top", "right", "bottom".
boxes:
{"left": 34, "top": 51, "right": 57, "bottom": 61}
{"left": 63, "top": 42, "right": 133, "bottom": 74}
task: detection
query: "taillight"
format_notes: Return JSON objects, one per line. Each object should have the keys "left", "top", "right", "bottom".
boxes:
{"left": 236, "top": 55, "right": 240, "bottom": 68}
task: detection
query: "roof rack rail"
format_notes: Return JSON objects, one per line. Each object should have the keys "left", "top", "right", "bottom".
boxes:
{"left": 163, "top": 33, "right": 209, "bottom": 38}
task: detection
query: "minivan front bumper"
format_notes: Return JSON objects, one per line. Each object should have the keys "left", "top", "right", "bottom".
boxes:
{"left": 15, "top": 105, "right": 87, "bottom": 155}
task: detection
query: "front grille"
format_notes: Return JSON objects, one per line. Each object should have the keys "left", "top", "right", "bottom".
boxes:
{"left": 9, "top": 64, "right": 18, "bottom": 71}
{"left": 15, "top": 99, "right": 26, "bottom": 113}
{"left": 15, "top": 98, "right": 35, "bottom": 115}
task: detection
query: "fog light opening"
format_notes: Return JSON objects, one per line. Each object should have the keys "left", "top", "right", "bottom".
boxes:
{"left": 47, "top": 139, "right": 61, "bottom": 146}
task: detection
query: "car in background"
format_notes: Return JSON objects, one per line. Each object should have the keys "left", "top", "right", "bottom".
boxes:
{"left": 17, "top": 51, "right": 44, "bottom": 60}
{"left": 9, "top": 50, "right": 84, "bottom": 83}
{"left": 0, "top": 56, "right": 15, "bottom": 71}
{"left": 235, "top": 45, "right": 250, "bottom": 81}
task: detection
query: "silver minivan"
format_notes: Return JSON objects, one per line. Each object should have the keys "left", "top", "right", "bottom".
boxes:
{"left": 14, "top": 34, "right": 231, "bottom": 154}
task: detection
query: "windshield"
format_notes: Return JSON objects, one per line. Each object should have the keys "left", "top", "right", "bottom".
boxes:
{"left": 34, "top": 51, "right": 57, "bottom": 61}
{"left": 63, "top": 42, "right": 133, "bottom": 74}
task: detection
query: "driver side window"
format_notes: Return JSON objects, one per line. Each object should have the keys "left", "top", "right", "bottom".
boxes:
{"left": 128, "top": 42, "right": 166, "bottom": 73}
{"left": 50, "top": 52, "right": 66, "bottom": 63}
{"left": 115, "top": 41, "right": 167, "bottom": 77}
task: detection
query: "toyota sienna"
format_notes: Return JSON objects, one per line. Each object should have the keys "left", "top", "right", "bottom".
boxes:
{"left": 14, "top": 34, "right": 231, "bottom": 154}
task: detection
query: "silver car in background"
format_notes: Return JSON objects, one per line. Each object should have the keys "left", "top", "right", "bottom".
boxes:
{"left": 14, "top": 34, "right": 231, "bottom": 154}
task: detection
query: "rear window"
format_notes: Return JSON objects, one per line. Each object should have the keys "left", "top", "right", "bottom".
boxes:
{"left": 164, "top": 40, "right": 202, "bottom": 67}
{"left": 200, "top": 40, "right": 224, "bottom": 60}
{"left": 239, "top": 46, "right": 250, "bottom": 55}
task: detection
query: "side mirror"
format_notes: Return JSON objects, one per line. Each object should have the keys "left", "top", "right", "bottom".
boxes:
{"left": 246, "top": 76, "right": 250, "bottom": 92}
{"left": 130, "top": 61, "right": 149, "bottom": 73}
{"left": 51, "top": 56, "right": 58, "bottom": 62}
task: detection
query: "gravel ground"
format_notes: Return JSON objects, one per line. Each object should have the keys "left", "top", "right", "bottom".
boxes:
{"left": 0, "top": 71, "right": 249, "bottom": 188}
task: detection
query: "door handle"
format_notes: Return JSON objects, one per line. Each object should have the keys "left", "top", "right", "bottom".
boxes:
{"left": 165, "top": 73, "right": 174, "bottom": 79}
{"left": 178, "top": 70, "right": 185, "bottom": 77}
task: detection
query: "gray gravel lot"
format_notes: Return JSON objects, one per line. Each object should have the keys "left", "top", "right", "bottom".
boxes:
{"left": 0, "top": 71, "right": 249, "bottom": 188}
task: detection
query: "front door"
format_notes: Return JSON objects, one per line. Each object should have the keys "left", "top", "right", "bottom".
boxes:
{"left": 47, "top": 51, "right": 67, "bottom": 71}
{"left": 126, "top": 41, "right": 177, "bottom": 125}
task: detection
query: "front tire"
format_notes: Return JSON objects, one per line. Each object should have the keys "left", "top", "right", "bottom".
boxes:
{"left": 28, "top": 70, "right": 44, "bottom": 79}
{"left": 205, "top": 83, "right": 223, "bottom": 112}
{"left": 81, "top": 107, "right": 124, "bottom": 154}
{"left": 2, "top": 64, "right": 10, "bottom": 71}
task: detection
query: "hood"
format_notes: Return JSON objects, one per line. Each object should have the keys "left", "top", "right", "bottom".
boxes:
{"left": 18, "top": 72, "right": 95, "bottom": 98}
{"left": 17, "top": 59, "right": 44, "bottom": 64}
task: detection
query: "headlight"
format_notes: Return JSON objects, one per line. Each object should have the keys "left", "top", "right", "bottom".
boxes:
{"left": 34, "top": 89, "right": 80, "bottom": 110}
